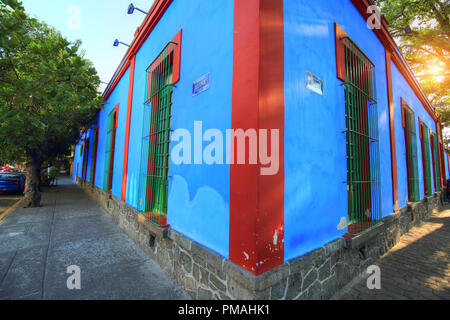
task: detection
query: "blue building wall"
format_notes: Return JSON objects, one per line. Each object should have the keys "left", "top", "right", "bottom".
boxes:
{"left": 94, "top": 69, "right": 130, "bottom": 195}
{"left": 283, "top": 0, "right": 392, "bottom": 262}
{"left": 72, "top": 144, "right": 80, "bottom": 180}
{"left": 72, "top": 0, "right": 441, "bottom": 266}
{"left": 282, "top": 0, "right": 439, "bottom": 262}
{"left": 445, "top": 152, "right": 449, "bottom": 180}
{"left": 86, "top": 128, "right": 94, "bottom": 183}
{"left": 391, "top": 61, "right": 437, "bottom": 203}
{"left": 89, "top": 0, "right": 234, "bottom": 258}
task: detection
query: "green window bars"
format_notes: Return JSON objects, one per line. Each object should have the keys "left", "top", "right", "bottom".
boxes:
{"left": 402, "top": 101, "right": 420, "bottom": 202}
{"left": 432, "top": 133, "right": 441, "bottom": 193}
{"left": 103, "top": 108, "right": 117, "bottom": 193}
{"left": 420, "top": 121, "right": 433, "bottom": 197}
{"left": 90, "top": 127, "right": 99, "bottom": 185}
{"left": 81, "top": 138, "right": 89, "bottom": 182}
{"left": 342, "top": 36, "right": 382, "bottom": 236}
{"left": 137, "top": 41, "right": 177, "bottom": 227}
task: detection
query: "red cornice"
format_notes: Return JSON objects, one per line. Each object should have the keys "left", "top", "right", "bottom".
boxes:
{"left": 350, "top": 0, "right": 438, "bottom": 122}
{"left": 103, "top": 0, "right": 173, "bottom": 101}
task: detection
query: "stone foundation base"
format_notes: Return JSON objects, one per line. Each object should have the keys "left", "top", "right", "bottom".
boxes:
{"left": 79, "top": 181, "right": 444, "bottom": 300}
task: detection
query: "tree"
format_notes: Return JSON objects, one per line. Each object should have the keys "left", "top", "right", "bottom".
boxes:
{"left": 377, "top": 0, "right": 449, "bottom": 126}
{"left": 0, "top": 0, "right": 103, "bottom": 207}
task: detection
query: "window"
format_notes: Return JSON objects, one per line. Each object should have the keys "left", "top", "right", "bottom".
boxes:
{"left": 438, "top": 136, "right": 446, "bottom": 188}
{"left": 401, "top": 100, "right": 419, "bottom": 202}
{"left": 81, "top": 138, "right": 90, "bottom": 182}
{"left": 339, "top": 34, "right": 382, "bottom": 236}
{"left": 419, "top": 120, "right": 432, "bottom": 197}
{"left": 103, "top": 106, "right": 118, "bottom": 194}
{"left": 138, "top": 41, "right": 178, "bottom": 227}
{"left": 430, "top": 132, "right": 441, "bottom": 193}
{"left": 90, "top": 127, "right": 99, "bottom": 185}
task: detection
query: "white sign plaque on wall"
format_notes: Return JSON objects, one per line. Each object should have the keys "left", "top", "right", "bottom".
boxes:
{"left": 306, "top": 71, "right": 323, "bottom": 96}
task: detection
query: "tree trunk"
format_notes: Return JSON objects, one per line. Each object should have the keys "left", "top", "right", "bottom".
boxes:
{"left": 24, "top": 150, "right": 42, "bottom": 208}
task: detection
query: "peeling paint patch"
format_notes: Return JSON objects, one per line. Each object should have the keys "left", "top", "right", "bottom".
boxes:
{"left": 243, "top": 251, "right": 249, "bottom": 261}
{"left": 337, "top": 217, "right": 348, "bottom": 230}
{"left": 273, "top": 230, "right": 278, "bottom": 245}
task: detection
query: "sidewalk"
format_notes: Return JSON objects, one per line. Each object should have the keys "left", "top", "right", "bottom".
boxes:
{"left": 0, "top": 177, "right": 190, "bottom": 300}
{"left": 335, "top": 206, "right": 450, "bottom": 300}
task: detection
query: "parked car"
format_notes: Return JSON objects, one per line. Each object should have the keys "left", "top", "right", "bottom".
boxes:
{"left": 0, "top": 173, "right": 25, "bottom": 194}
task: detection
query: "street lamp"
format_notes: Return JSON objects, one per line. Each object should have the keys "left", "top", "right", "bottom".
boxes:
{"left": 127, "top": 3, "right": 147, "bottom": 15}
{"left": 113, "top": 39, "right": 130, "bottom": 47}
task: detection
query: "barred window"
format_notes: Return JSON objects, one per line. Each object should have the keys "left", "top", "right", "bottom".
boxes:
{"left": 90, "top": 126, "right": 99, "bottom": 185}
{"left": 340, "top": 35, "right": 382, "bottom": 236}
{"left": 401, "top": 100, "right": 420, "bottom": 202}
{"left": 138, "top": 42, "right": 178, "bottom": 227}
{"left": 103, "top": 106, "right": 118, "bottom": 194}
{"left": 419, "top": 120, "right": 433, "bottom": 197}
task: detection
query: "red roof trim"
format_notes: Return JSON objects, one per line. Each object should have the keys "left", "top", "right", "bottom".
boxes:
{"left": 350, "top": 0, "right": 438, "bottom": 122}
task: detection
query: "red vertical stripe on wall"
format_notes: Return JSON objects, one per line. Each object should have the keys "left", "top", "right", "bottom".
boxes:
{"left": 385, "top": 50, "right": 399, "bottom": 212}
{"left": 121, "top": 56, "right": 136, "bottom": 202}
{"left": 230, "top": 0, "right": 285, "bottom": 276}
{"left": 230, "top": 0, "right": 260, "bottom": 275}
{"left": 258, "top": 0, "right": 285, "bottom": 274}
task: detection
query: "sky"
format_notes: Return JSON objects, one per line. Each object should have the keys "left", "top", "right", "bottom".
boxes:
{"left": 20, "top": 0, "right": 156, "bottom": 93}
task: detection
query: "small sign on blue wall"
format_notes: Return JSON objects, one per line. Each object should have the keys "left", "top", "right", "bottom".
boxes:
{"left": 306, "top": 71, "right": 323, "bottom": 96}
{"left": 192, "top": 73, "right": 211, "bottom": 97}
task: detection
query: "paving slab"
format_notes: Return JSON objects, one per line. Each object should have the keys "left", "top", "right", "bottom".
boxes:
{"left": 0, "top": 245, "right": 47, "bottom": 299}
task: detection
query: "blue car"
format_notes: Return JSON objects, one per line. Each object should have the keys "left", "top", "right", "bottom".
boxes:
{"left": 0, "top": 173, "right": 25, "bottom": 194}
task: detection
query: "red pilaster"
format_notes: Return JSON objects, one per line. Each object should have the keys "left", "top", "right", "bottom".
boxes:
{"left": 230, "top": 0, "right": 285, "bottom": 276}
{"left": 121, "top": 55, "right": 136, "bottom": 202}
{"left": 385, "top": 50, "right": 399, "bottom": 212}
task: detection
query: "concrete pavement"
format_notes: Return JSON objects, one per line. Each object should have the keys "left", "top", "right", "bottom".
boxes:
{"left": 0, "top": 177, "right": 191, "bottom": 300}
{"left": 334, "top": 207, "right": 450, "bottom": 300}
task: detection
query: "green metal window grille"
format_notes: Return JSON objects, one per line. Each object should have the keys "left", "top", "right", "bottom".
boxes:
{"left": 422, "top": 123, "right": 433, "bottom": 197}
{"left": 403, "top": 105, "right": 420, "bottom": 202}
{"left": 342, "top": 37, "right": 381, "bottom": 236}
{"left": 433, "top": 134, "right": 441, "bottom": 192}
{"left": 137, "top": 42, "right": 177, "bottom": 227}
{"left": 81, "top": 138, "right": 89, "bottom": 181}
{"left": 103, "top": 109, "right": 117, "bottom": 193}
{"left": 90, "top": 127, "right": 98, "bottom": 185}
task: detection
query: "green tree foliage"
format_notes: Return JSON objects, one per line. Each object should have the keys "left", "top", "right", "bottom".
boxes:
{"left": 0, "top": 0, "right": 103, "bottom": 206}
{"left": 378, "top": 0, "right": 449, "bottom": 125}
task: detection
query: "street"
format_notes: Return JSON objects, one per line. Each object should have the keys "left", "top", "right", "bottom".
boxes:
{"left": 0, "top": 193, "right": 23, "bottom": 221}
